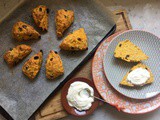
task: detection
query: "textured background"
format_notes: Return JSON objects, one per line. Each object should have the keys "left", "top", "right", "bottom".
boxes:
{"left": 1, "top": 0, "right": 160, "bottom": 120}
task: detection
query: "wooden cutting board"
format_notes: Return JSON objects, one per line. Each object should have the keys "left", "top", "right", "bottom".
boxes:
{"left": 35, "top": 9, "right": 132, "bottom": 120}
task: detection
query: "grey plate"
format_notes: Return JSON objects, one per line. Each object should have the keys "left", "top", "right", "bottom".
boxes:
{"left": 0, "top": 0, "right": 115, "bottom": 120}
{"left": 103, "top": 30, "right": 160, "bottom": 100}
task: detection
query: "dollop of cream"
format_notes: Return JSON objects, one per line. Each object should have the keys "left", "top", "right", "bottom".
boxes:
{"left": 127, "top": 68, "right": 150, "bottom": 85}
{"left": 67, "top": 81, "right": 94, "bottom": 111}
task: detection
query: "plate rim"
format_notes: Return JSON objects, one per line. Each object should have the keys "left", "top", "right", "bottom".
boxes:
{"left": 92, "top": 30, "right": 160, "bottom": 114}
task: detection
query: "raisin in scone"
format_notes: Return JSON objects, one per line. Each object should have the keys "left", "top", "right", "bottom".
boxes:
{"left": 46, "top": 50, "right": 64, "bottom": 79}
{"left": 4, "top": 44, "right": 32, "bottom": 67}
{"left": 60, "top": 28, "right": 88, "bottom": 51}
{"left": 120, "top": 63, "right": 154, "bottom": 87}
{"left": 12, "top": 21, "right": 40, "bottom": 41}
{"left": 22, "top": 50, "right": 43, "bottom": 79}
{"left": 114, "top": 40, "right": 148, "bottom": 62}
{"left": 32, "top": 5, "right": 49, "bottom": 31}
{"left": 55, "top": 9, "right": 74, "bottom": 37}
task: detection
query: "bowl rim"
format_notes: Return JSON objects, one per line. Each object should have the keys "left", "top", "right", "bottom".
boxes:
{"left": 61, "top": 77, "right": 100, "bottom": 117}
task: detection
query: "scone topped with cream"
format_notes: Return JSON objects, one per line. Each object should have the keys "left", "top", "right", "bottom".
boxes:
{"left": 114, "top": 40, "right": 148, "bottom": 62}
{"left": 120, "top": 63, "right": 154, "bottom": 87}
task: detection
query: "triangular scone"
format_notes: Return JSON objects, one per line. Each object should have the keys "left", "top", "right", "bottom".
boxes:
{"left": 55, "top": 9, "right": 74, "bottom": 37}
{"left": 114, "top": 40, "right": 148, "bottom": 62}
{"left": 12, "top": 21, "right": 40, "bottom": 41}
{"left": 4, "top": 44, "right": 32, "bottom": 67}
{"left": 22, "top": 50, "right": 43, "bottom": 80}
{"left": 60, "top": 28, "right": 88, "bottom": 51}
{"left": 120, "top": 63, "right": 154, "bottom": 87}
{"left": 32, "top": 5, "right": 49, "bottom": 31}
{"left": 46, "top": 50, "right": 64, "bottom": 79}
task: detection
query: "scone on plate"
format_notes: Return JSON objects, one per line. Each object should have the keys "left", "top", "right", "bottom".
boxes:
{"left": 114, "top": 40, "right": 148, "bottom": 62}
{"left": 22, "top": 50, "right": 43, "bottom": 80}
{"left": 120, "top": 63, "right": 154, "bottom": 87}
{"left": 55, "top": 9, "right": 74, "bottom": 37}
{"left": 60, "top": 28, "right": 88, "bottom": 51}
{"left": 12, "top": 21, "right": 40, "bottom": 41}
{"left": 4, "top": 44, "right": 32, "bottom": 67}
{"left": 46, "top": 50, "right": 64, "bottom": 79}
{"left": 32, "top": 5, "right": 49, "bottom": 31}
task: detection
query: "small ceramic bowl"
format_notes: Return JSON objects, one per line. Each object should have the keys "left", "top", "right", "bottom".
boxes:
{"left": 61, "top": 77, "right": 99, "bottom": 117}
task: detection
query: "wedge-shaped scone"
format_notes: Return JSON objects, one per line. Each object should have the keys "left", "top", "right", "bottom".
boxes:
{"left": 32, "top": 5, "right": 49, "bottom": 31}
{"left": 120, "top": 63, "right": 154, "bottom": 87}
{"left": 12, "top": 21, "right": 40, "bottom": 41}
{"left": 46, "top": 50, "right": 64, "bottom": 79}
{"left": 4, "top": 44, "right": 32, "bottom": 67}
{"left": 55, "top": 9, "right": 74, "bottom": 37}
{"left": 60, "top": 28, "right": 88, "bottom": 51}
{"left": 22, "top": 50, "right": 43, "bottom": 79}
{"left": 114, "top": 40, "right": 148, "bottom": 62}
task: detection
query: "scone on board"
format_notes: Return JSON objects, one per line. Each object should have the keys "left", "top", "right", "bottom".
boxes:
{"left": 60, "top": 28, "right": 88, "bottom": 51}
{"left": 12, "top": 21, "right": 40, "bottom": 41}
{"left": 22, "top": 50, "right": 43, "bottom": 80}
{"left": 4, "top": 44, "right": 32, "bottom": 67}
{"left": 32, "top": 5, "right": 49, "bottom": 31}
{"left": 120, "top": 63, "right": 154, "bottom": 87}
{"left": 46, "top": 50, "right": 64, "bottom": 79}
{"left": 55, "top": 9, "right": 74, "bottom": 37}
{"left": 114, "top": 40, "right": 148, "bottom": 62}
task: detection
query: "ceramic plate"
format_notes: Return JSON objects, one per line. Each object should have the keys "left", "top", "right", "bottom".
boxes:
{"left": 61, "top": 77, "right": 99, "bottom": 117}
{"left": 92, "top": 31, "right": 160, "bottom": 114}
{"left": 103, "top": 30, "right": 160, "bottom": 99}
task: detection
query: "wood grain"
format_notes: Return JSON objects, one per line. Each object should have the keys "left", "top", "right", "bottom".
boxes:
{"left": 35, "top": 9, "right": 132, "bottom": 120}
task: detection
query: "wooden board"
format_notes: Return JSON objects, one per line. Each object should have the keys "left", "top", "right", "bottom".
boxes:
{"left": 35, "top": 9, "right": 132, "bottom": 120}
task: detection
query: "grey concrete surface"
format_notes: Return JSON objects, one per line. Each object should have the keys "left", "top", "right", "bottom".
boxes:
{"left": 1, "top": 0, "right": 160, "bottom": 120}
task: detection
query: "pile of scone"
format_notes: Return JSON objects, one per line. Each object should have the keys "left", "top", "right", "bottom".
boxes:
{"left": 3, "top": 5, "right": 88, "bottom": 80}
{"left": 114, "top": 40, "right": 154, "bottom": 87}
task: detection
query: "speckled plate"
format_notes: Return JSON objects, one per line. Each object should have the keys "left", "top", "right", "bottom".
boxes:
{"left": 103, "top": 30, "right": 160, "bottom": 99}
{"left": 92, "top": 31, "right": 160, "bottom": 114}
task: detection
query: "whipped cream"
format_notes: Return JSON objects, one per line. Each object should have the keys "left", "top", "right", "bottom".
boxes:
{"left": 127, "top": 68, "right": 150, "bottom": 85}
{"left": 67, "top": 81, "right": 94, "bottom": 111}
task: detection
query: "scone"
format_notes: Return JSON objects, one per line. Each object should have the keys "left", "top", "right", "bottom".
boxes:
{"left": 4, "top": 44, "right": 32, "bottom": 67}
{"left": 59, "top": 28, "right": 88, "bottom": 51}
{"left": 22, "top": 50, "right": 43, "bottom": 79}
{"left": 114, "top": 40, "right": 148, "bottom": 62}
{"left": 46, "top": 50, "right": 64, "bottom": 79}
{"left": 120, "top": 63, "right": 154, "bottom": 87}
{"left": 55, "top": 9, "right": 74, "bottom": 37}
{"left": 12, "top": 21, "right": 40, "bottom": 41}
{"left": 32, "top": 5, "right": 49, "bottom": 31}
